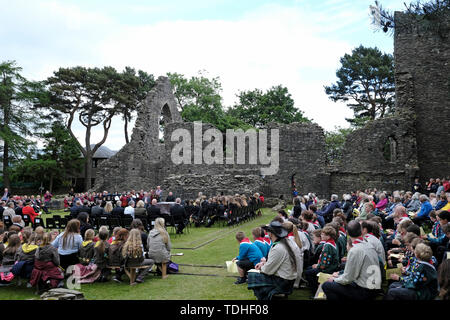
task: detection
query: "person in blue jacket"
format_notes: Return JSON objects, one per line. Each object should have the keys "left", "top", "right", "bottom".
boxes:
{"left": 317, "top": 194, "right": 341, "bottom": 225}
{"left": 251, "top": 227, "right": 269, "bottom": 258}
{"left": 232, "top": 231, "right": 263, "bottom": 284}
{"left": 412, "top": 195, "right": 433, "bottom": 226}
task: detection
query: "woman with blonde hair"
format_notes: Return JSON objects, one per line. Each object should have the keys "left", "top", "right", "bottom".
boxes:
{"left": 134, "top": 200, "right": 147, "bottom": 218}
{"left": 147, "top": 217, "right": 171, "bottom": 279}
{"left": 283, "top": 220, "right": 304, "bottom": 289}
{"left": 103, "top": 201, "right": 113, "bottom": 215}
{"left": 122, "top": 229, "right": 154, "bottom": 284}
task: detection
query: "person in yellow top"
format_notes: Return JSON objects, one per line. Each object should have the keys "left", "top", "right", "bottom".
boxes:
{"left": 441, "top": 194, "right": 450, "bottom": 212}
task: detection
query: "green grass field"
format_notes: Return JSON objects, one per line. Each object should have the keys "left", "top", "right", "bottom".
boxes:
{"left": 0, "top": 207, "right": 313, "bottom": 300}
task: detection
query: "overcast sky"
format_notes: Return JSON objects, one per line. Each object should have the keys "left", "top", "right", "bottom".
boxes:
{"left": 1, "top": 0, "right": 408, "bottom": 151}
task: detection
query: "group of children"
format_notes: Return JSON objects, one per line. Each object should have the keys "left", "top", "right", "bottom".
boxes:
{"left": 0, "top": 216, "right": 172, "bottom": 293}
{"left": 232, "top": 199, "right": 450, "bottom": 300}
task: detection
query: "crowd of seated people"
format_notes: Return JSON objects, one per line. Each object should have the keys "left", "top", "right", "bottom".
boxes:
{"left": 0, "top": 216, "right": 175, "bottom": 290}
{"left": 1, "top": 178, "right": 449, "bottom": 300}
{"left": 61, "top": 189, "right": 264, "bottom": 233}
{"left": 230, "top": 179, "right": 450, "bottom": 301}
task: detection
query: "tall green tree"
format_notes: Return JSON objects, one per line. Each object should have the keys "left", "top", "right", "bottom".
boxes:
{"left": 0, "top": 61, "right": 48, "bottom": 189}
{"left": 13, "top": 122, "right": 82, "bottom": 193}
{"left": 324, "top": 127, "right": 354, "bottom": 165}
{"left": 324, "top": 45, "right": 395, "bottom": 128}
{"left": 228, "top": 85, "right": 310, "bottom": 128}
{"left": 46, "top": 66, "right": 120, "bottom": 191}
{"left": 114, "top": 68, "right": 155, "bottom": 144}
{"left": 167, "top": 71, "right": 250, "bottom": 131}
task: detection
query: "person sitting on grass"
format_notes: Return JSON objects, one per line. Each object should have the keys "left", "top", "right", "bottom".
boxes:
{"left": 110, "top": 228, "right": 129, "bottom": 283}
{"left": 282, "top": 221, "right": 304, "bottom": 289}
{"left": 410, "top": 195, "right": 433, "bottom": 226}
{"left": 232, "top": 231, "right": 264, "bottom": 285}
{"left": 247, "top": 220, "right": 298, "bottom": 300}
{"left": 322, "top": 220, "right": 382, "bottom": 300}
{"left": 78, "top": 229, "right": 96, "bottom": 266}
{"left": 252, "top": 227, "right": 269, "bottom": 259}
{"left": 428, "top": 210, "right": 449, "bottom": 256}
{"left": 304, "top": 225, "right": 340, "bottom": 296}
{"left": 361, "top": 220, "right": 386, "bottom": 267}
{"left": 437, "top": 259, "right": 450, "bottom": 300}
{"left": 108, "top": 227, "right": 121, "bottom": 244}
{"left": 122, "top": 229, "right": 154, "bottom": 284}
{"left": 30, "top": 232, "right": 64, "bottom": 292}
{"left": 0, "top": 233, "right": 20, "bottom": 285}
{"left": 386, "top": 243, "right": 438, "bottom": 300}
{"left": 308, "top": 229, "right": 324, "bottom": 267}
{"left": 93, "top": 228, "right": 110, "bottom": 282}
{"left": 12, "top": 230, "right": 39, "bottom": 284}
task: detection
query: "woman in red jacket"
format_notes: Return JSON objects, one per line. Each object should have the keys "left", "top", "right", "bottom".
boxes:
{"left": 22, "top": 199, "right": 40, "bottom": 223}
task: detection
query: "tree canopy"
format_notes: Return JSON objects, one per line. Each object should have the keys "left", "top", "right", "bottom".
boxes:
{"left": 0, "top": 60, "right": 50, "bottom": 188}
{"left": 324, "top": 45, "right": 395, "bottom": 128}
{"left": 228, "top": 85, "right": 310, "bottom": 128}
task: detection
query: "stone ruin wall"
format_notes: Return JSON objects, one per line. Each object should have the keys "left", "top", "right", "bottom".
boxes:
{"left": 94, "top": 12, "right": 450, "bottom": 200}
{"left": 161, "top": 121, "right": 329, "bottom": 200}
{"left": 394, "top": 12, "right": 450, "bottom": 182}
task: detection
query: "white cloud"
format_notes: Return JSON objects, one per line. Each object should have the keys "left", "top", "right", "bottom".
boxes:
{"left": 1, "top": 0, "right": 402, "bottom": 150}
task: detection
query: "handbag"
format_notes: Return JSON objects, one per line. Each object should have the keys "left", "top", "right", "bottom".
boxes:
{"left": 168, "top": 261, "right": 179, "bottom": 273}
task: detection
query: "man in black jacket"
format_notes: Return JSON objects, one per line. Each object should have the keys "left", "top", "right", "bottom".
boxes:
{"left": 147, "top": 199, "right": 161, "bottom": 220}
{"left": 111, "top": 200, "right": 124, "bottom": 217}
{"left": 79, "top": 200, "right": 91, "bottom": 216}
{"left": 70, "top": 200, "right": 83, "bottom": 219}
{"left": 170, "top": 198, "right": 186, "bottom": 234}
{"left": 90, "top": 200, "right": 104, "bottom": 218}
{"left": 166, "top": 192, "right": 176, "bottom": 202}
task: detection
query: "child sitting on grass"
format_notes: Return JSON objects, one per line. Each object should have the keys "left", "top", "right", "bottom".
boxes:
{"left": 386, "top": 243, "right": 438, "bottom": 300}
{"left": 110, "top": 228, "right": 129, "bottom": 283}
{"left": 94, "top": 228, "right": 110, "bottom": 282}
{"left": 304, "top": 225, "right": 339, "bottom": 296}
{"left": 231, "top": 231, "right": 264, "bottom": 285}
{"left": 12, "top": 231, "right": 39, "bottom": 284}
{"left": 252, "top": 227, "right": 269, "bottom": 259}
{"left": 309, "top": 229, "right": 324, "bottom": 267}
{"left": 108, "top": 227, "right": 121, "bottom": 244}
{"left": 438, "top": 259, "right": 450, "bottom": 300}
{"left": 79, "top": 229, "right": 96, "bottom": 266}
{"left": 0, "top": 233, "right": 20, "bottom": 285}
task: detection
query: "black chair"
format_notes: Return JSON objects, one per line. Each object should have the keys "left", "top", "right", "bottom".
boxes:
{"left": 59, "top": 217, "right": 68, "bottom": 230}
{"left": 165, "top": 215, "right": 178, "bottom": 235}
{"left": 22, "top": 214, "right": 31, "bottom": 227}
{"left": 98, "top": 215, "right": 109, "bottom": 228}
{"left": 3, "top": 216, "right": 12, "bottom": 229}
{"left": 108, "top": 217, "right": 121, "bottom": 230}
{"left": 45, "top": 217, "right": 56, "bottom": 230}
{"left": 34, "top": 217, "right": 45, "bottom": 229}
{"left": 135, "top": 215, "right": 149, "bottom": 231}
{"left": 121, "top": 216, "right": 133, "bottom": 229}
{"left": 53, "top": 215, "right": 62, "bottom": 229}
